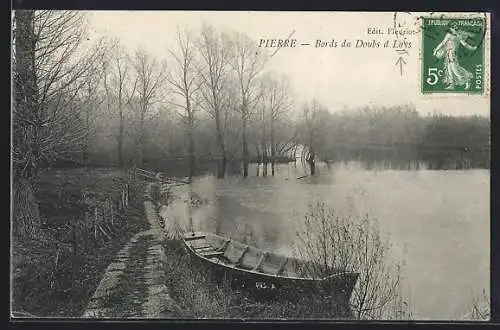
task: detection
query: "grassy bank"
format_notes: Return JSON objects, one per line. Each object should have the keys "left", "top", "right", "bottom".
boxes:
{"left": 11, "top": 167, "right": 149, "bottom": 317}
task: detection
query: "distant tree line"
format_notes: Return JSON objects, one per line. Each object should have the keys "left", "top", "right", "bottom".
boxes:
{"left": 302, "top": 105, "right": 490, "bottom": 171}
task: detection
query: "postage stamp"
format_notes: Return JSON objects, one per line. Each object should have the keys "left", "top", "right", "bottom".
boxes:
{"left": 421, "top": 16, "right": 486, "bottom": 94}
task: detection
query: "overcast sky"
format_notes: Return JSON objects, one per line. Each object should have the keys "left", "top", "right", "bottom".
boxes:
{"left": 87, "top": 11, "right": 490, "bottom": 117}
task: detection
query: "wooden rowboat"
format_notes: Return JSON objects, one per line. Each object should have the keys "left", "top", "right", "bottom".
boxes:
{"left": 182, "top": 231, "right": 359, "bottom": 303}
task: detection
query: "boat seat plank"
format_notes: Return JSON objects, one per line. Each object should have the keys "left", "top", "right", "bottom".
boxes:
{"left": 208, "top": 237, "right": 230, "bottom": 252}
{"left": 202, "top": 251, "right": 224, "bottom": 258}
{"left": 196, "top": 247, "right": 216, "bottom": 254}
{"left": 189, "top": 241, "right": 209, "bottom": 249}
{"left": 193, "top": 245, "right": 212, "bottom": 250}
{"left": 258, "top": 253, "right": 287, "bottom": 275}
{"left": 184, "top": 234, "right": 206, "bottom": 241}
{"left": 223, "top": 241, "right": 249, "bottom": 264}
{"left": 252, "top": 252, "right": 267, "bottom": 271}
{"left": 239, "top": 247, "right": 265, "bottom": 270}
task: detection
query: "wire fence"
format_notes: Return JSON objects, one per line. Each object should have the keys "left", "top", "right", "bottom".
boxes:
{"left": 42, "top": 176, "right": 134, "bottom": 295}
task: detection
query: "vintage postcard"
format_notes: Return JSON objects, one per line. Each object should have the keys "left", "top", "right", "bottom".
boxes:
{"left": 11, "top": 11, "right": 490, "bottom": 321}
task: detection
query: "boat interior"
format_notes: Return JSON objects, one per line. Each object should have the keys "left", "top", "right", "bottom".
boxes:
{"left": 184, "top": 231, "right": 345, "bottom": 280}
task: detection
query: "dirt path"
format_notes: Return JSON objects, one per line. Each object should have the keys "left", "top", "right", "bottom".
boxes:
{"left": 82, "top": 190, "right": 184, "bottom": 318}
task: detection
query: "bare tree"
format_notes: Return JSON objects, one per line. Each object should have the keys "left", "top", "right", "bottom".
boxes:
{"left": 76, "top": 61, "right": 106, "bottom": 164}
{"left": 299, "top": 99, "right": 328, "bottom": 176}
{"left": 195, "top": 24, "right": 232, "bottom": 178}
{"left": 221, "top": 85, "right": 242, "bottom": 166}
{"left": 260, "top": 73, "right": 294, "bottom": 176}
{"left": 253, "top": 90, "right": 269, "bottom": 176}
{"left": 227, "top": 32, "right": 266, "bottom": 178}
{"left": 102, "top": 39, "right": 134, "bottom": 167}
{"left": 12, "top": 10, "right": 106, "bottom": 239}
{"left": 166, "top": 29, "right": 200, "bottom": 180}
{"left": 13, "top": 10, "right": 40, "bottom": 239}
{"left": 127, "top": 48, "right": 166, "bottom": 166}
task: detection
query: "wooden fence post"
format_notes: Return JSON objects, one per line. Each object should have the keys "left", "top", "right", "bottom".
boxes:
{"left": 94, "top": 207, "right": 98, "bottom": 239}
{"left": 125, "top": 183, "right": 129, "bottom": 207}
{"left": 83, "top": 211, "right": 88, "bottom": 251}
{"left": 102, "top": 204, "right": 106, "bottom": 225}
{"left": 71, "top": 222, "right": 78, "bottom": 287}
{"left": 109, "top": 198, "right": 114, "bottom": 226}
{"left": 121, "top": 190, "right": 125, "bottom": 210}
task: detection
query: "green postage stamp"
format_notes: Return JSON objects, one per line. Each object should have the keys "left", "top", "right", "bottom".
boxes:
{"left": 421, "top": 16, "right": 486, "bottom": 94}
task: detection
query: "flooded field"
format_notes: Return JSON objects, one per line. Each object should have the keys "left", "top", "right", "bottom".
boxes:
{"left": 164, "top": 162, "right": 490, "bottom": 320}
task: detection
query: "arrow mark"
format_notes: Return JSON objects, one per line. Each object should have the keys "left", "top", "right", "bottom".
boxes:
{"left": 395, "top": 57, "right": 407, "bottom": 76}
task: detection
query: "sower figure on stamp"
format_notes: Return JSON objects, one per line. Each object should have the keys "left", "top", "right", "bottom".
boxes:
{"left": 432, "top": 24, "right": 477, "bottom": 90}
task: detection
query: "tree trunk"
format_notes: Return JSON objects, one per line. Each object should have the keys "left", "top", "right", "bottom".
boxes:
{"left": 293, "top": 145, "right": 297, "bottom": 167}
{"left": 13, "top": 178, "right": 41, "bottom": 240}
{"left": 82, "top": 108, "right": 90, "bottom": 164}
{"left": 137, "top": 111, "right": 145, "bottom": 166}
{"left": 117, "top": 133, "right": 123, "bottom": 167}
{"left": 255, "top": 145, "right": 261, "bottom": 176}
{"left": 215, "top": 112, "right": 226, "bottom": 178}
{"left": 242, "top": 116, "right": 249, "bottom": 178}
{"left": 215, "top": 138, "right": 227, "bottom": 178}
{"left": 220, "top": 150, "right": 227, "bottom": 178}
{"left": 262, "top": 145, "right": 268, "bottom": 177}
{"left": 137, "top": 139, "right": 143, "bottom": 166}
{"left": 118, "top": 91, "right": 124, "bottom": 167}
{"left": 271, "top": 120, "right": 275, "bottom": 176}
{"left": 188, "top": 126, "right": 196, "bottom": 179}
{"left": 308, "top": 147, "right": 316, "bottom": 176}
{"left": 185, "top": 88, "right": 196, "bottom": 179}
{"left": 13, "top": 10, "right": 42, "bottom": 240}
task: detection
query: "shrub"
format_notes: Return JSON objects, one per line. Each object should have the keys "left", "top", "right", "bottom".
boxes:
{"left": 463, "top": 289, "right": 490, "bottom": 321}
{"left": 293, "top": 200, "right": 412, "bottom": 320}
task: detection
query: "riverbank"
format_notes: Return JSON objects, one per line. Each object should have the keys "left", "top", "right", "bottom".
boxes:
{"left": 11, "top": 168, "right": 149, "bottom": 317}
{"left": 11, "top": 167, "right": 489, "bottom": 320}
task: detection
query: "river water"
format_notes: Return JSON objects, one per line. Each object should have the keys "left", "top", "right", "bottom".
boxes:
{"left": 163, "top": 162, "right": 490, "bottom": 320}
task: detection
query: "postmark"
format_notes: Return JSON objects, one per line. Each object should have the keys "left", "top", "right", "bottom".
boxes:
{"left": 421, "top": 16, "right": 486, "bottom": 94}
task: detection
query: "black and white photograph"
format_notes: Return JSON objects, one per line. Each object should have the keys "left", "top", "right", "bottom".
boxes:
{"left": 11, "top": 10, "right": 491, "bottom": 321}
